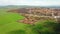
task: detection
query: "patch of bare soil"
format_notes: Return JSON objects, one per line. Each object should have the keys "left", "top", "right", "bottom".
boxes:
{"left": 18, "top": 16, "right": 38, "bottom": 25}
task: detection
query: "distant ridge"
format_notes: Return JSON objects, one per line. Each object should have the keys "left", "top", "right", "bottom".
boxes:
{"left": 0, "top": 5, "right": 60, "bottom": 9}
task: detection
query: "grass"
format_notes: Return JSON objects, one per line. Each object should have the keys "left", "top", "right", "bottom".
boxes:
{"left": 0, "top": 8, "right": 28, "bottom": 34}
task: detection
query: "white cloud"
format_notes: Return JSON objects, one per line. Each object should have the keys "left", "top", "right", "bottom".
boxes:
{"left": 0, "top": 0, "right": 60, "bottom": 6}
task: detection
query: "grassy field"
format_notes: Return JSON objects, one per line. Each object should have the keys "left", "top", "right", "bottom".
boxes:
{"left": 0, "top": 8, "right": 58, "bottom": 34}
{"left": 0, "top": 8, "right": 28, "bottom": 34}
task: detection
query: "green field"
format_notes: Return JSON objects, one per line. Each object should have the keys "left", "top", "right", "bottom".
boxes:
{"left": 0, "top": 8, "right": 59, "bottom": 34}
{"left": 0, "top": 8, "right": 26, "bottom": 34}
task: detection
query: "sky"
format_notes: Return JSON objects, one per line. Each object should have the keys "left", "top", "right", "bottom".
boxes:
{"left": 0, "top": 0, "right": 60, "bottom": 6}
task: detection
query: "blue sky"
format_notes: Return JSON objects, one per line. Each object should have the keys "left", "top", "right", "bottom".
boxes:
{"left": 0, "top": 0, "right": 60, "bottom": 6}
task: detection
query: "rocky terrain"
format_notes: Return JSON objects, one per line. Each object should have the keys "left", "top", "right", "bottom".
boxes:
{"left": 8, "top": 8, "right": 60, "bottom": 25}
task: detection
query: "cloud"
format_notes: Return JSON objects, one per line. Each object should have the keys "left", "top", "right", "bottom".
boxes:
{"left": 0, "top": 0, "right": 60, "bottom": 6}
